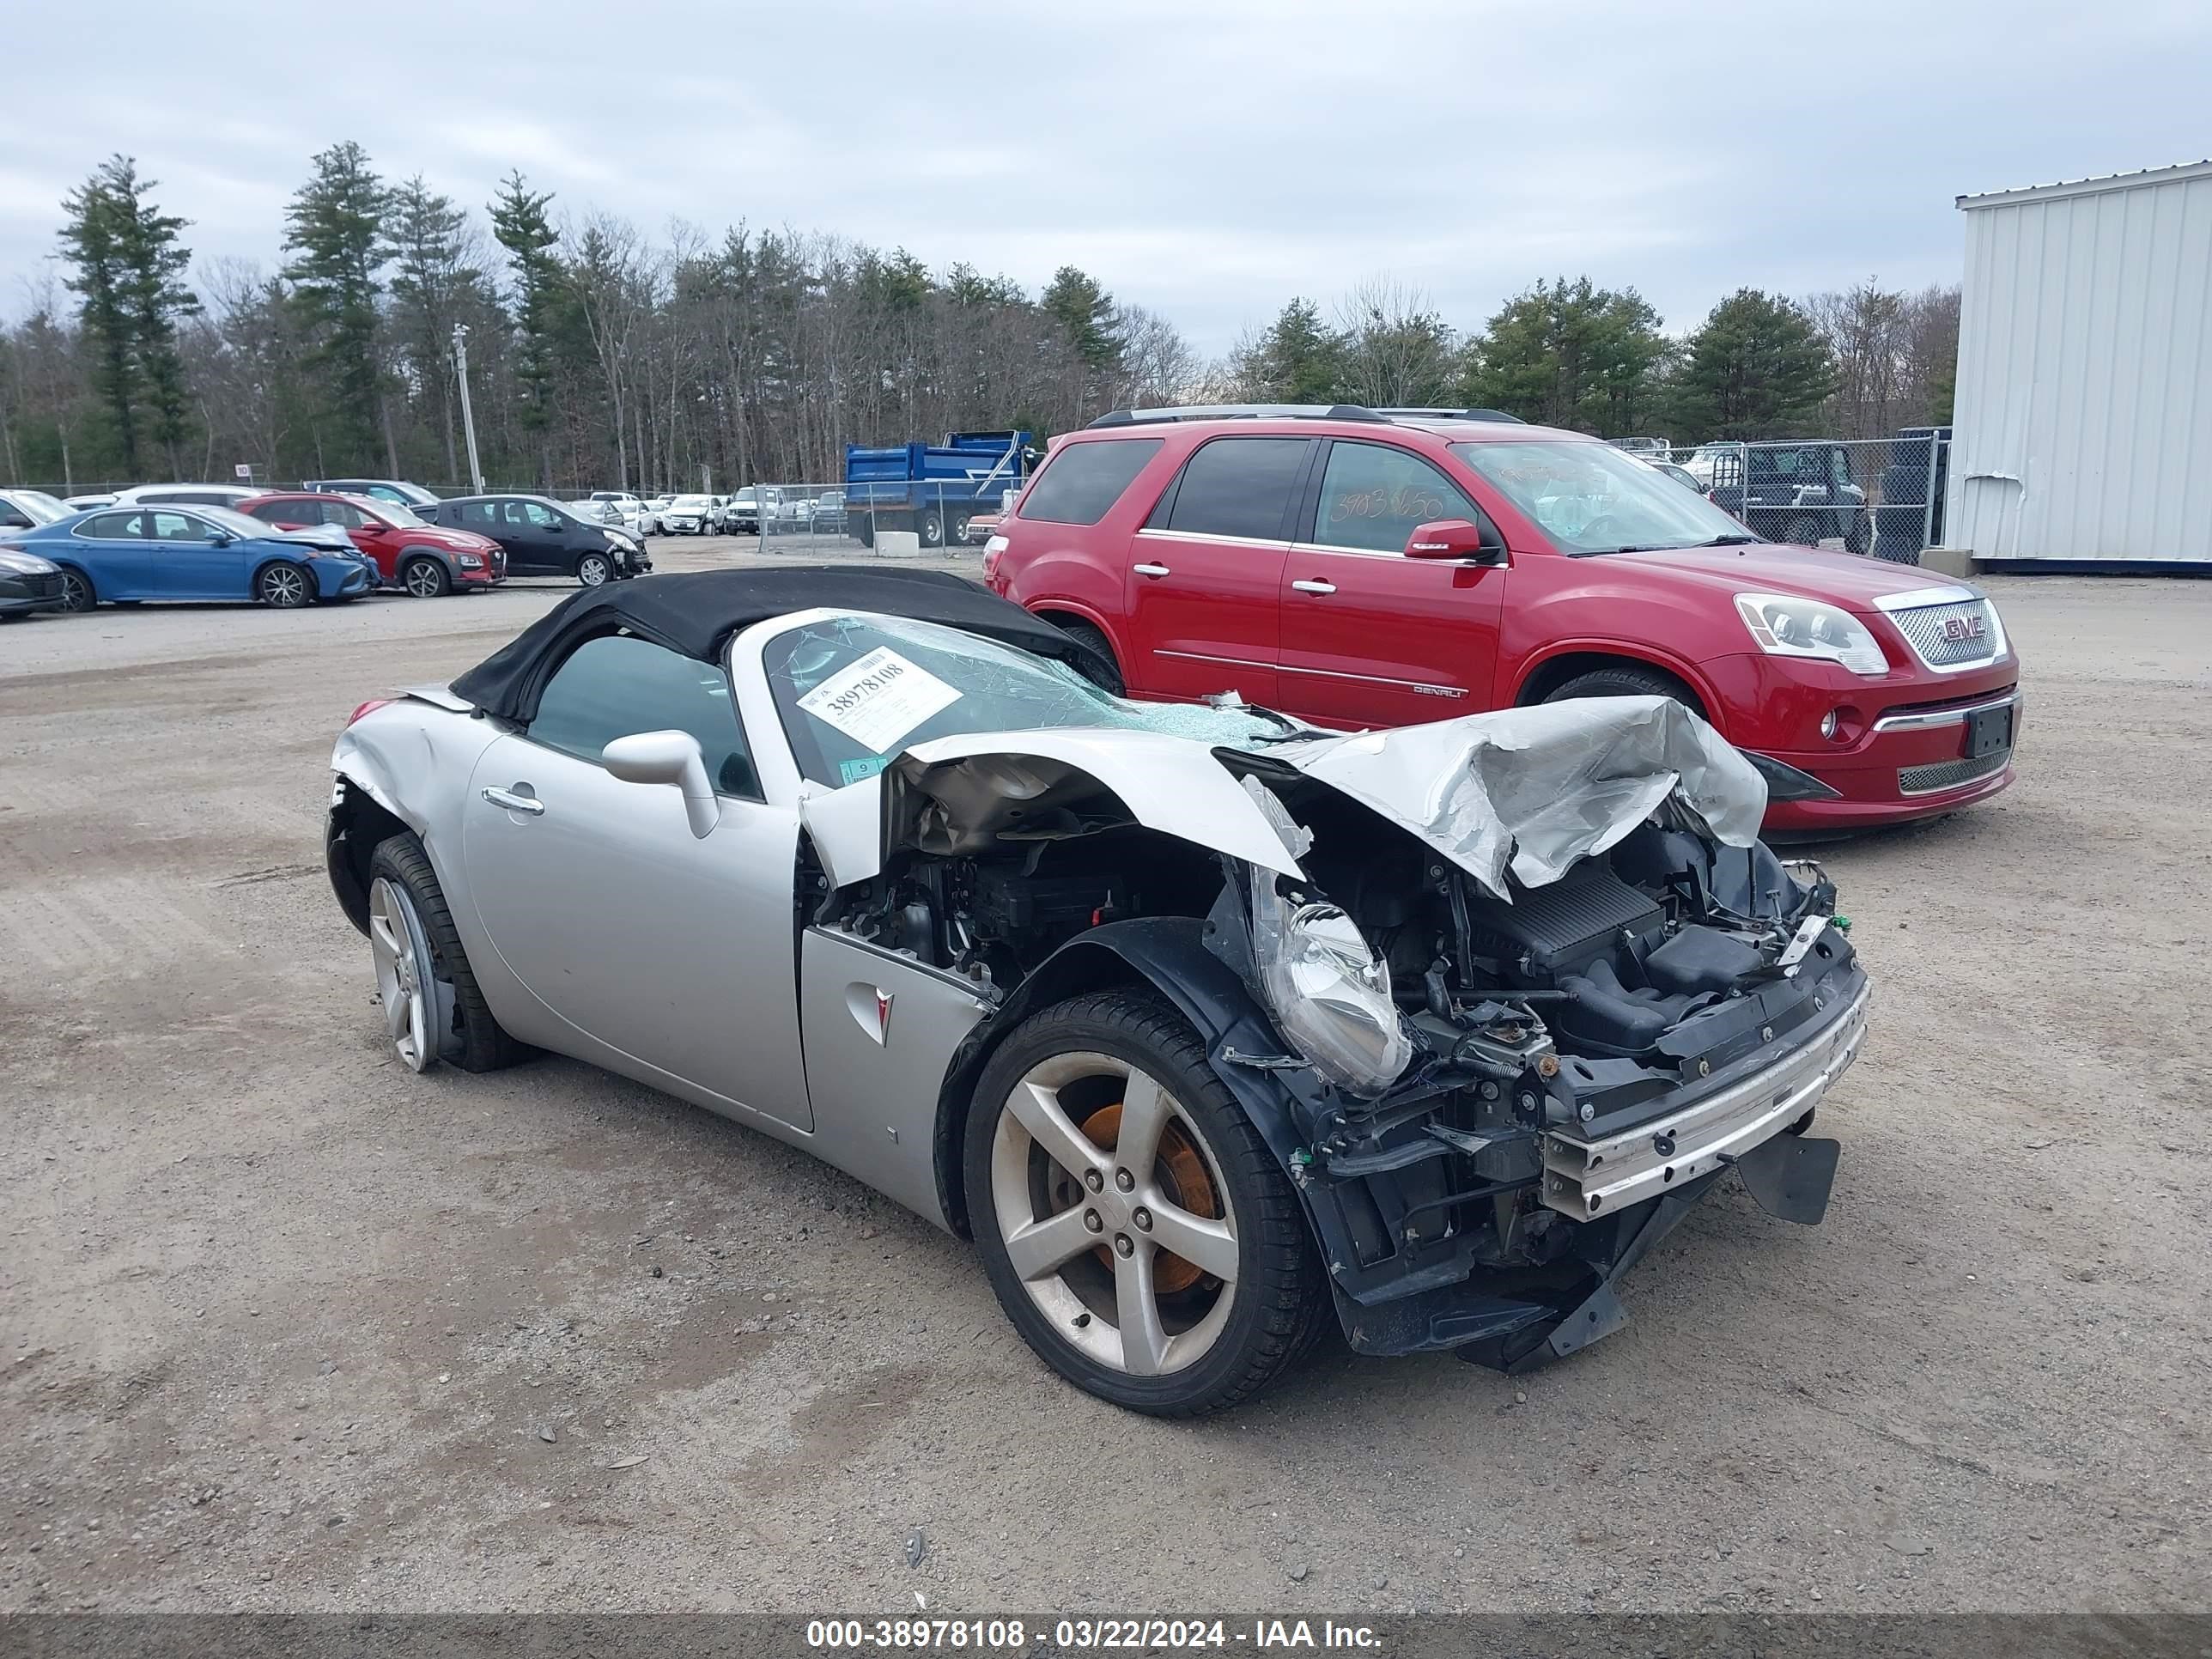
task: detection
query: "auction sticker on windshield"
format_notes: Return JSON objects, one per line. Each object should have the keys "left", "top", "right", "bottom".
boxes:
{"left": 797, "top": 647, "right": 962, "bottom": 753}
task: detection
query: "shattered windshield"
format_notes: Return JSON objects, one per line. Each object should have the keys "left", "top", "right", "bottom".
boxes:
{"left": 761, "top": 614, "right": 1285, "bottom": 788}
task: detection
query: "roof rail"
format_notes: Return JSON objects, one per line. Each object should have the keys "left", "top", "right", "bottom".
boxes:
{"left": 1085, "top": 404, "right": 1392, "bottom": 428}
{"left": 1370, "top": 407, "right": 1528, "bottom": 424}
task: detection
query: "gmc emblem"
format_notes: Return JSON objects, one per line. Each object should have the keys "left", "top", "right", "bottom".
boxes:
{"left": 1942, "top": 615, "right": 1985, "bottom": 643}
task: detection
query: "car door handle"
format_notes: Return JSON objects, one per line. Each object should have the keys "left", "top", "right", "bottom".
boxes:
{"left": 1291, "top": 578, "right": 1337, "bottom": 595}
{"left": 481, "top": 786, "right": 544, "bottom": 816}
{"left": 1133, "top": 562, "right": 1171, "bottom": 578}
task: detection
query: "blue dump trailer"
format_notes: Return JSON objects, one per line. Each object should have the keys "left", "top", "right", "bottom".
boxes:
{"left": 842, "top": 430, "right": 1034, "bottom": 548}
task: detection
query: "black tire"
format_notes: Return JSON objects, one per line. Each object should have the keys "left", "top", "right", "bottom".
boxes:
{"left": 574, "top": 551, "right": 613, "bottom": 587}
{"left": 947, "top": 509, "right": 975, "bottom": 545}
{"left": 964, "top": 989, "right": 1329, "bottom": 1416}
{"left": 367, "top": 833, "right": 526, "bottom": 1073}
{"left": 401, "top": 556, "right": 450, "bottom": 599}
{"left": 57, "top": 568, "right": 97, "bottom": 612}
{"left": 1543, "top": 664, "right": 1698, "bottom": 714}
{"left": 916, "top": 509, "right": 945, "bottom": 548}
{"left": 854, "top": 520, "right": 876, "bottom": 547}
{"left": 0, "top": 611, "right": 23, "bottom": 623}
{"left": 1054, "top": 619, "right": 1125, "bottom": 695}
{"left": 1783, "top": 514, "right": 1825, "bottom": 548}
{"left": 258, "top": 561, "right": 313, "bottom": 608}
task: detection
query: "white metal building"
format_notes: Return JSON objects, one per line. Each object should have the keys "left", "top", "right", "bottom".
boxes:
{"left": 1948, "top": 159, "right": 2212, "bottom": 569}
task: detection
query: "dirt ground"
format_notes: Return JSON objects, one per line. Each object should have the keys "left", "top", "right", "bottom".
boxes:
{"left": 2, "top": 543, "right": 2206, "bottom": 1616}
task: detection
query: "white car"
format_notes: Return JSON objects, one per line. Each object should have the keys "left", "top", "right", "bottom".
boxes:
{"left": 659, "top": 494, "right": 716, "bottom": 535}
{"left": 109, "top": 483, "right": 270, "bottom": 511}
{"left": 584, "top": 492, "right": 652, "bottom": 538}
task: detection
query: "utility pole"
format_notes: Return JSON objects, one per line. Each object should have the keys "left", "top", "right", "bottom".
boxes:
{"left": 452, "top": 324, "right": 485, "bottom": 494}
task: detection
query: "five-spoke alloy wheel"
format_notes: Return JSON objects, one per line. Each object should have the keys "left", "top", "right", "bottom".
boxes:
{"left": 966, "top": 990, "right": 1327, "bottom": 1415}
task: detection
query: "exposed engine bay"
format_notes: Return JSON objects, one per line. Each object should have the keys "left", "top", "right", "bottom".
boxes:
{"left": 810, "top": 714, "right": 1869, "bottom": 1370}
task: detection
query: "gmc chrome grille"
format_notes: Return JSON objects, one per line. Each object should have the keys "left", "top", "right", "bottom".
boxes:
{"left": 1887, "top": 596, "right": 2001, "bottom": 669}
{"left": 1899, "top": 750, "right": 2009, "bottom": 795}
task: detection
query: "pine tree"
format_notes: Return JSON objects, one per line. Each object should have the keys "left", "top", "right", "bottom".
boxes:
{"left": 1243, "top": 299, "right": 1346, "bottom": 404}
{"left": 1042, "top": 266, "right": 1121, "bottom": 372}
{"left": 56, "top": 161, "right": 141, "bottom": 475}
{"left": 1463, "top": 277, "right": 1666, "bottom": 435}
{"left": 283, "top": 142, "right": 391, "bottom": 469}
{"left": 489, "top": 171, "right": 565, "bottom": 463}
{"left": 1668, "top": 289, "right": 1837, "bottom": 442}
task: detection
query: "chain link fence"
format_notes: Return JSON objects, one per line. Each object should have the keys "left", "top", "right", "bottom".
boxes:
{"left": 1652, "top": 431, "right": 1951, "bottom": 563}
{"left": 728, "top": 479, "right": 1012, "bottom": 557}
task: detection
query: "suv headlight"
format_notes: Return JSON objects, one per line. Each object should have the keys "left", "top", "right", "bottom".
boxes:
{"left": 0, "top": 550, "right": 58, "bottom": 575}
{"left": 1249, "top": 880, "right": 1412, "bottom": 1099}
{"left": 1734, "top": 592, "right": 1888, "bottom": 676}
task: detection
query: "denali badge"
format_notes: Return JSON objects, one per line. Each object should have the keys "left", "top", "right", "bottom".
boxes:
{"left": 1942, "top": 614, "right": 1985, "bottom": 642}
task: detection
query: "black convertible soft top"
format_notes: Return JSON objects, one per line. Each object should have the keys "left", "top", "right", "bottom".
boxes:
{"left": 448, "top": 565, "right": 1106, "bottom": 724}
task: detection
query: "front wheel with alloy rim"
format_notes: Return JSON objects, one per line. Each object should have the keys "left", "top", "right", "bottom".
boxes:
{"left": 965, "top": 989, "right": 1328, "bottom": 1415}
{"left": 401, "top": 556, "right": 450, "bottom": 598}
{"left": 574, "top": 551, "right": 613, "bottom": 586}
{"left": 258, "top": 562, "right": 311, "bottom": 608}
{"left": 364, "top": 834, "right": 525, "bottom": 1073}
{"left": 916, "top": 509, "right": 945, "bottom": 548}
{"left": 57, "top": 569, "right": 96, "bottom": 611}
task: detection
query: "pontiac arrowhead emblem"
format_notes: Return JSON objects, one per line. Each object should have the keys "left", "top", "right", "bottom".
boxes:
{"left": 875, "top": 989, "right": 894, "bottom": 1040}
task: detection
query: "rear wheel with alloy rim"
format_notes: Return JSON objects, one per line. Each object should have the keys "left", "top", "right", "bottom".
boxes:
{"left": 965, "top": 989, "right": 1328, "bottom": 1415}
{"left": 575, "top": 551, "right": 612, "bottom": 586}
{"left": 402, "top": 556, "right": 450, "bottom": 598}
{"left": 258, "top": 562, "right": 311, "bottom": 608}
{"left": 917, "top": 509, "right": 945, "bottom": 548}
{"left": 58, "top": 569, "right": 95, "bottom": 612}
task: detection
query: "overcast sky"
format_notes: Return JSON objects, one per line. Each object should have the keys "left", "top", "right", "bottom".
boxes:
{"left": 7, "top": 0, "right": 2209, "bottom": 353}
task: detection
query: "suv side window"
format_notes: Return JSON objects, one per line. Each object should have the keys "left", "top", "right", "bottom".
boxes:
{"left": 1018, "top": 437, "right": 1164, "bottom": 525}
{"left": 1157, "top": 438, "right": 1309, "bottom": 541}
{"left": 528, "top": 635, "right": 759, "bottom": 799}
{"left": 323, "top": 501, "right": 368, "bottom": 530}
{"left": 1310, "top": 441, "right": 1480, "bottom": 554}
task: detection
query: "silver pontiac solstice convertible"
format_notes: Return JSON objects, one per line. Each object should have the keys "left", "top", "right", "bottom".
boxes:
{"left": 326, "top": 568, "right": 1869, "bottom": 1415}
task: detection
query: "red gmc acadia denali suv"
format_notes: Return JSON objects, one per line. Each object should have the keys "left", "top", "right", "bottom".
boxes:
{"left": 983, "top": 405, "right": 2019, "bottom": 830}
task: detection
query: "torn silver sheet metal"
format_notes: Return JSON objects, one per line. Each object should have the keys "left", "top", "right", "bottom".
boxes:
{"left": 799, "top": 727, "right": 1310, "bottom": 890}
{"left": 1266, "top": 694, "right": 1770, "bottom": 897}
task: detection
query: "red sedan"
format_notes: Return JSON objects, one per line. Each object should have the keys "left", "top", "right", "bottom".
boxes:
{"left": 984, "top": 409, "right": 2018, "bottom": 832}
{"left": 239, "top": 492, "right": 505, "bottom": 596}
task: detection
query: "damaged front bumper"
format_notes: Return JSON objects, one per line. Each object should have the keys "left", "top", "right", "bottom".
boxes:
{"left": 1540, "top": 977, "right": 1869, "bottom": 1221}
{"left": 1313, "top": 972, "right": 1867, "bottom": 1374}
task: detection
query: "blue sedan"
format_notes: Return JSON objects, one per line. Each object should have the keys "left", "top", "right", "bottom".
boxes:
{"left": 11, "top": 504, "right": 376, "bottom": 612}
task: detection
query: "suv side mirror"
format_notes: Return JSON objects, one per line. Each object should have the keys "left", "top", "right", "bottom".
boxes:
{"left": 602, "top": 729, "right": 720, "bottom": 839}
{"left": 1404, "top": 519, "right": 1502, "bottom": 562}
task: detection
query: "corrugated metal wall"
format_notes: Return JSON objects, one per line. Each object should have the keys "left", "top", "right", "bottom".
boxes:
{"left": 1948, "top": 164, "right": 2212, "bottom": 565}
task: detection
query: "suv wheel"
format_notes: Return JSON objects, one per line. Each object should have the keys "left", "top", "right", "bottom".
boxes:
{"left": 401, "top": 556, "right": 450, "bottom": 599}
{"left": 1054, "top": 620, "right": 1125, "bottom": 695}
{"left": 1543, "top": 663, "right": 1698, "bottom": 714}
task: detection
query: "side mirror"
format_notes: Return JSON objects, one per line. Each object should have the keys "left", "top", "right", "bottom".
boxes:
{"left": 1404, "top": 519, "right": 1501, "bottom": 562}
{"left": 209, "top": 533, "right": 235, "bottom": 547}
{"left": 602, "top": 729, "right": 720, "bottom": 839}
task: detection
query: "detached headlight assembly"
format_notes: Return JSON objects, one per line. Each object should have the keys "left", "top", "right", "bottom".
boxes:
{"left": 1249, "top": 878, "right": 1412, "bottom": 1100}
{"left": 1734, "top": 592, "right": 1888, "bottom": 676}
{"left": 0, "top": 550, "right": 58, "bottom": 575}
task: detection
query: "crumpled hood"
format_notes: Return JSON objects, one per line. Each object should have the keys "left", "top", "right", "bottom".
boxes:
{"left": 1263, "top": 695, "right": 1768, "bottom": 897}
{"left": 1609, "top": 544, "right": 1976, "bottom": 611}
{"left": 801, "top": 696, "right": 1766, "bottom": 902}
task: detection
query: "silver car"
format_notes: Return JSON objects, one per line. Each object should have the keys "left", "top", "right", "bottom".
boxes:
{"left": 325, "top": 568, "right": 1869, "bottom": 1414}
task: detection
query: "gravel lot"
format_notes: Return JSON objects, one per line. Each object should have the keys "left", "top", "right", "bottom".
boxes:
{"left": 3, "top": 544, "right": 2207, "bottom": 1615}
